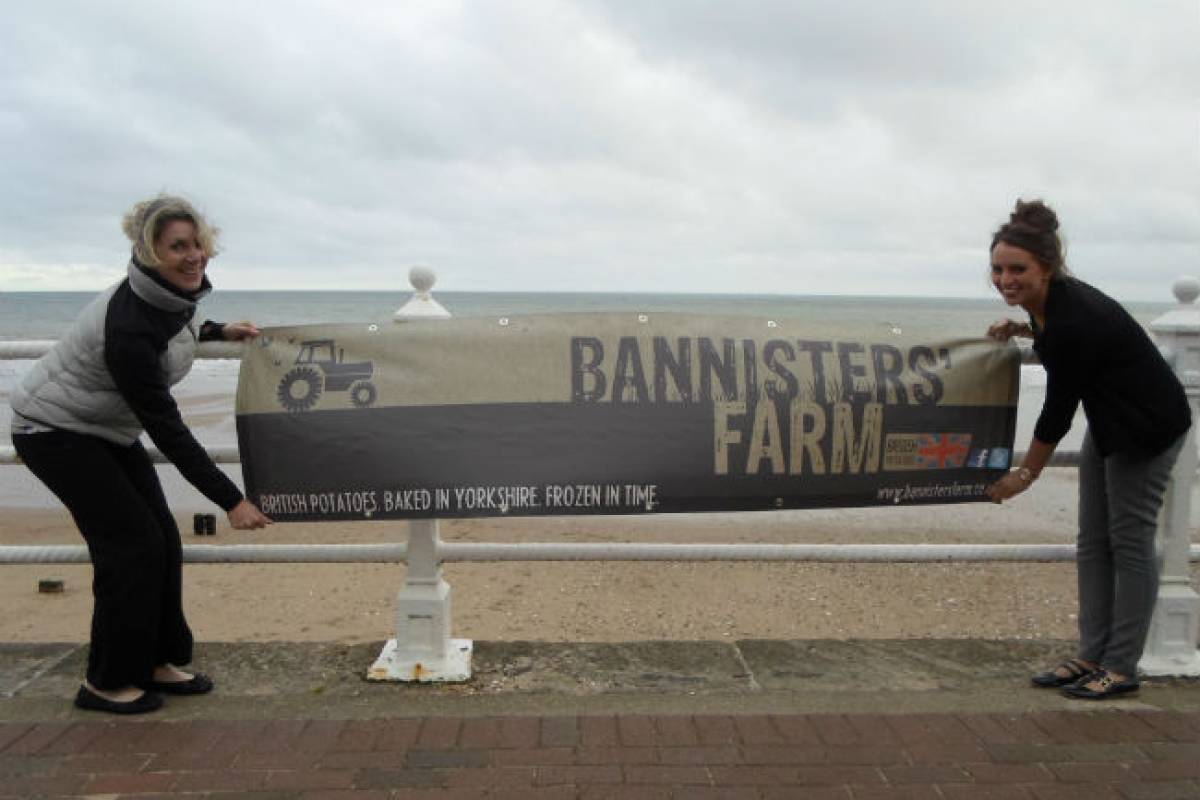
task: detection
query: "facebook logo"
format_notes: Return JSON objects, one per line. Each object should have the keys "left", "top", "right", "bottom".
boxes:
{"left": 967, "top": 448, "right": 990, "bottom": 468}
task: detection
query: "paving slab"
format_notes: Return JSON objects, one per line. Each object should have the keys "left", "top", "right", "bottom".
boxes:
{"left": 2, "top": 639, "right": 1198, "bottom": 721}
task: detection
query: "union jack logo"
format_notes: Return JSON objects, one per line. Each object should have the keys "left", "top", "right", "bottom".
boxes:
{"left": 915, "top": 434, "right": 972, "bottom": 469}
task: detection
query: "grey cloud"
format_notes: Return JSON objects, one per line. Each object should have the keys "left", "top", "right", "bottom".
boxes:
{"left": 0, "top": 0, "right": 1197, "bottom": 298}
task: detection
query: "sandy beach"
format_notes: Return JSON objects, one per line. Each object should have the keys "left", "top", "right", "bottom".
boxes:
{"left": 3, "top": 467, "right": 1197, "bottom": 645}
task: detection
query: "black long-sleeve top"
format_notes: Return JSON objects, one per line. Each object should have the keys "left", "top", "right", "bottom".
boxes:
{"left": 12, "top": 261, "right": 244, "bottom": 511}
{"left": 1031, "top": 277, "right": 1190, "bottom": 457}
{"left": 103, "top": 278, "right": 243, "bottom": 511}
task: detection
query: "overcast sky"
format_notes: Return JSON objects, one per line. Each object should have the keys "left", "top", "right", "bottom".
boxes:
{"left": 1, "top": 1, "right": 1196, "bottom": 300}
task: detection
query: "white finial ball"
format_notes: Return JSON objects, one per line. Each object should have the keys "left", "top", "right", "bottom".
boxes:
{"left": 409, "top": 265, "right": 436, "bottom": 293}
{"left": 1173, "top": 276, "right": 1200, "bottom": 305}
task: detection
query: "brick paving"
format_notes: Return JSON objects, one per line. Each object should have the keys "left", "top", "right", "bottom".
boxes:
{"left": 0, "top": 710, "right": 1196, "bottom": 799}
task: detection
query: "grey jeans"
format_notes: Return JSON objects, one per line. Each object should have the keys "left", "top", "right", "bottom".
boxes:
{"left": 1076, "top": 430, "right": 1186, "bottom": 676}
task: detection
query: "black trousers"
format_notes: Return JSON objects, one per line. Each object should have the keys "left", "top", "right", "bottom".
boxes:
{"left": 14, "top": 430, "right": 192, "bottom": 689}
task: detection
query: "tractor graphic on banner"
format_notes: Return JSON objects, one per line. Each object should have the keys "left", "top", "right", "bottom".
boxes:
{"left": 276, "top": 339, "right": 377, "bottom": 412}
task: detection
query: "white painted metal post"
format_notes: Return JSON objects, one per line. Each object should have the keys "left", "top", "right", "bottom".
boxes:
{"left": 1140, "top": 276, "right": 1200, "bottom": 676}
{"left": 368, "top": 268, "right": 471, "bottom": 682}
{"left": 392, "top": 265, "right": 453, "bottom": 321}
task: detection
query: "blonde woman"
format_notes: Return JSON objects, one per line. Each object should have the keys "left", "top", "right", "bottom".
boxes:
{"left": 11, "top": 195, "right": 271, "bottom": 714}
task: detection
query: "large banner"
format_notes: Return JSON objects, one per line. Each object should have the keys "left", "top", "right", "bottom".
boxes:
{"left": 235, "top": 313, "right": 1019, "bottom": 521}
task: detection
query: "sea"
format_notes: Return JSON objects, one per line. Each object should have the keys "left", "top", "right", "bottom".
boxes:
{"left": 0, "top": 290, "right": 1175, "bottom": 508}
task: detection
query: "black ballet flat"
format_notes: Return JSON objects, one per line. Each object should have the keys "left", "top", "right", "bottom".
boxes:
{"left": 140, "top": 673, "right": 214, "bottom": 695}
{"left": 74, "top": 685, "right": 163, "bottom": 715}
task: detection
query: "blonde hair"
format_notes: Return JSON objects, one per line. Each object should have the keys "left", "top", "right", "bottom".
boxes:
{"left": 122, "top": 194, "right": 220, "bottom": 266}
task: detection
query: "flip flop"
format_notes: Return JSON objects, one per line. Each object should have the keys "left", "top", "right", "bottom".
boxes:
{"left": 1061, "top": 669, "right": 1139, "bottom": 700}
{"left": 1031, "top": 658, "right": 1094, "bottom": 688}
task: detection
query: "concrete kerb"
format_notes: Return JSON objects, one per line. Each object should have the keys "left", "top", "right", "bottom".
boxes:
{"left": 2, "top": 639, "right": 1198, "bottom": 722}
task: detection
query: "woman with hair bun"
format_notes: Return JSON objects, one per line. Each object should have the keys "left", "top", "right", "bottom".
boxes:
{"left": 985, "top": 199, "right": 1190, "bottom": 699}
{"left": 10, "top": 194, "right": 272, "bottom": 714}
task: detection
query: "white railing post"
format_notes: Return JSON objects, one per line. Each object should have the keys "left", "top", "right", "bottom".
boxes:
{"left": 1140, "top": 276, "right": 1200, "bottom": 676}
{"left": 368, "top": 267, "right": 471, "bottom": 682}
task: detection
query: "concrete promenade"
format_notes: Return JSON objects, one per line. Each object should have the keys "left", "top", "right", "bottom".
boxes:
{"left": 2, "top": 638, "right": 1198, "bottom": 798}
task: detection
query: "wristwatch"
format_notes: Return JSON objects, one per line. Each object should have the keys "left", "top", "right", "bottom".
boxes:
{"left": 1016, "top": 467, "right": 1035, "bottom": 484}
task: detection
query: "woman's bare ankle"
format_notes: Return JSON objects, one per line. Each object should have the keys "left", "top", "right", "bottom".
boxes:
{"left": 83, "top": 681, "right": 144, "bottom": 702}
{"left": 1052, "top": 658, "right": 1096, "bottom": 679}
{"left": 152, "top": 663, "right": 194, "bottom": 683}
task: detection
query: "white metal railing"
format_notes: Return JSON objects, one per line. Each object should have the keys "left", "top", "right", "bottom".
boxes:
{"left": 2, "top": 269, "right": 1198, "bottom": 681}
{"left": 16, "top": 539, "right": 1200, "bottom": 565}
{"left": 0, "top": 444, "right": 240, "bottom": 464}
{"left": 0, "top": 340, "right": 242, "bottom": 361}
